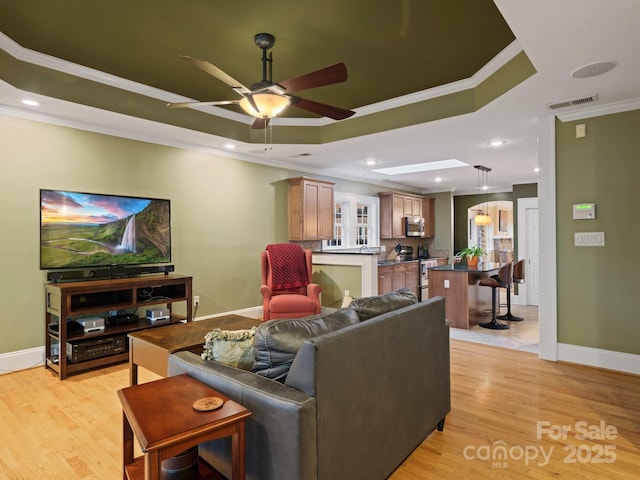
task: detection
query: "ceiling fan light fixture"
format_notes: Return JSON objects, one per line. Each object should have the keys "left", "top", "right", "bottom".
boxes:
{"left": 239, "top": 93, "right": 290, "bottom": 118}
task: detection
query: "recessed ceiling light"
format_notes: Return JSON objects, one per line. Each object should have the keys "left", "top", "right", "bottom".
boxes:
{"left": 534, "top": 167, "right": 540, "bottom": 173}
{"left": 22, "top": 99, "right": 39, "bottom": 106}
{"left": 434, "top": 177, "right": 443, "bottom": 183}
{"left": 571, "top": 61, "right": 616, "bottom": 79}
{"left": 365, "top": 159, "right": 378, "bottom": 166}
{"left": 224, "top": 143, "right": 235, "bottom": 149}
{"left": 373, "top": 159, "right": 468, "bottom": 175}
{"left": 489, "top": 140, "right": 506, "bottom": 147}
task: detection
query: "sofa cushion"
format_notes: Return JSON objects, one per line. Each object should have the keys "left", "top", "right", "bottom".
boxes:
{"left": 348, "top": 288, "right": 419, "bottom": 321}
{"left": 201, "top": 327, "right": 257, "bottom": 370}
{"left": 253, "top": 308, "right": 360, "bottom": 381}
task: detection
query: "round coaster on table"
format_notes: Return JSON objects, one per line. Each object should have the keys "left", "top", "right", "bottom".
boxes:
{"left": 193, "top": 396, "right": 224, "bottom": 411}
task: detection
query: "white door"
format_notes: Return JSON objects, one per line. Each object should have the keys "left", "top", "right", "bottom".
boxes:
{"left": 517, "top": 198, "right": 539, "bottom": 306}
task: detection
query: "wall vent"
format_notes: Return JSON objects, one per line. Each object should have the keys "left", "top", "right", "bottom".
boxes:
{"left": 548, "top": 94, "right": 598, "bottom": 110}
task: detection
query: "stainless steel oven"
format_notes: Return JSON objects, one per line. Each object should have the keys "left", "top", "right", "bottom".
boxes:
{"left": 419, "top": 259, "right": 438, "bottom": 301}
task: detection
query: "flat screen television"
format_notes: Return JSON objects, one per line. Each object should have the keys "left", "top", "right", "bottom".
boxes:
{"left": 40, "top": 189, "right": 171, "bottom": 270}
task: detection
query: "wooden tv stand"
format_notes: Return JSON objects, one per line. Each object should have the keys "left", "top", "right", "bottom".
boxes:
{"left": 44, "top": 274, "right": 192, "bottom": 380}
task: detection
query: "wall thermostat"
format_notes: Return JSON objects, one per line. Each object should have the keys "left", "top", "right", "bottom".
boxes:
{"left": 573, "top": 203, "right": 596, "bottom": 219}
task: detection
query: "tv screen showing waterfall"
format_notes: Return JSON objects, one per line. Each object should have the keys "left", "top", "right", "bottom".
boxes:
{"left": 39, "top": 189, "right": 171, "bottom": 270}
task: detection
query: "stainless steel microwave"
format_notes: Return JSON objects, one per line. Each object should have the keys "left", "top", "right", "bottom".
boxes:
{"left": 405, "top": 216, "right": 425, "bottom": 237}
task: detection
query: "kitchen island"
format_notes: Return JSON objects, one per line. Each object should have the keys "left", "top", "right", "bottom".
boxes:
{"left": 428, "top": 263, "right": 502, "bottom": 329}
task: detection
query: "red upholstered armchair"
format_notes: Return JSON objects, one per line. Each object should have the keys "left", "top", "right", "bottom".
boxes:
{"left": 260, "top": 244, "right": 321, "bottom": 321}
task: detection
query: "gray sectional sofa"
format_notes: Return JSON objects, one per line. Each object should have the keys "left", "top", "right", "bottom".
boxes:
{"left": 167, "top": 289, "right": 450, "bottom": 480}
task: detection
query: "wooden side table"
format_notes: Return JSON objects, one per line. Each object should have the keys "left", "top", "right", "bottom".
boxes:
{"left": 117, "top": 374, "right": 251, "bottom": 480}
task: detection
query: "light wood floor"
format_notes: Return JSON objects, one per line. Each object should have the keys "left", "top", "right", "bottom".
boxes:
{"left": 1, "top": 340, "right": 638, "bottom": 479}
{"left": 451, "top": 302, "right": 540, "bottom": 352}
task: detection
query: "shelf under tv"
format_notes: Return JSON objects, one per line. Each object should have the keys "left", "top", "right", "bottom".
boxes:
{"left": 44, "top": 274, "right": 193, "bottom": 380}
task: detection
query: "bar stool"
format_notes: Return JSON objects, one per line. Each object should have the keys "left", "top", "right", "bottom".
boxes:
{"left": 478, "top": 263, "right": 511, "bottom": 330}
{"left": 497, "top": 259, "right": 525, "bottom": 322}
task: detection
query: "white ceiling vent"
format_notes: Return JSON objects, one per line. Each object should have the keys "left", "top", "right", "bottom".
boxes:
{"left": 548, "top": 94, "right": 598, "bottom": 110}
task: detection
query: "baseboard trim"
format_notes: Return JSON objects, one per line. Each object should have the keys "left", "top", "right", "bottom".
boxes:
{"left": 0, "top": 347, "right": 45, "bottom": 375}
{"left": 195, "top": 306, "right": 263, "bottom": 321}
{"left": 558, "top": 343, "right": 640, "bottom": 376}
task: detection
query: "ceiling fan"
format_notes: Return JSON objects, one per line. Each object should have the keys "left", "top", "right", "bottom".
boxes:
{"left": 167, "top": 33, "right": 356, "bottom": 129}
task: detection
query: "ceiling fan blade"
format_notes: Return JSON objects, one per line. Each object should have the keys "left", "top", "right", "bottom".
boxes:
{"left": 166, "top": 100, "right": 239, "bottom": 109}
{"left": 279, "top": 63, "right": 348, "bottom": 94}
{"left": 290, "top": 97, "right": 355, "bottom": 120}
{"left": 251, "top": 117, "right": 270, "bottom": 129}
{"left": 179, "top": 55, "right": 252, "bottom": 93}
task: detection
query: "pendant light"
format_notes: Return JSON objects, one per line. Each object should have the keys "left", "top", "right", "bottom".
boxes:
{"left": 474, "top": 165, "right": 492, "bottom": 225}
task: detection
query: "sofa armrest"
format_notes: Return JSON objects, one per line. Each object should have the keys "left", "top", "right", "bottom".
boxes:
{"left": 167, "top": 351, "right": 317, "bottom": 480}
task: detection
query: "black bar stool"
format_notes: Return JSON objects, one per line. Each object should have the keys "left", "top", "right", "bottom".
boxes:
{"left": 478, "top": 263, "right": 511, "bottom": 330}
{"left": 497, "top": 259, "right": 525, "bottom": 322}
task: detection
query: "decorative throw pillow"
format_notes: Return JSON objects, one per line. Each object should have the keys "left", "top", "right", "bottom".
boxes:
{"left": 201, "top": 327, "right": 257, "bottom": 371}
{"left": 348, "top": 288, "right": 419, "bottom": 321}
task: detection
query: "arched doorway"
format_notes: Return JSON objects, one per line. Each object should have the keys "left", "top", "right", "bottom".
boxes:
{"left": 467, "top": 200, "right": 513, "bottom": 262}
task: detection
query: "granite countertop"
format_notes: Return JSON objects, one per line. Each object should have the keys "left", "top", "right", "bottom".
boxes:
{"left": 428, "top": 262, "right": 503, "bottom": 273}
{"left": 377, "top": 258, "right": 420, "bottom": 266}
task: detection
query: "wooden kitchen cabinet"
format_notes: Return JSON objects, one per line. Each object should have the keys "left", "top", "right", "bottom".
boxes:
{"left": 405, "top": 197, "right": 422, "bottom": 217}
{"left": 405, "top": 262, "right": 419, "bottom": 297}
{"left": 379, "top": 192, "right": 425, "bottom": 239}
{"left": 288, "top": 177, "right": 335, "bottom": 241}
{"left": 422, "top": 197, "right": 435, "bottom": 238}
{"left": 377, "top": 265, "right": 394, "bottom": 295}
{"left": 392, "top": 263, "right": 407, "bottom": 290}
{"left": 377, "top": 261, "right": 419, "bottom": 297}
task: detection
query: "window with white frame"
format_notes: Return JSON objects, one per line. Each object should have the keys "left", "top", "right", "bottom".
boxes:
{"left": 323, "top": 192, "right": 379, "bottom": 250}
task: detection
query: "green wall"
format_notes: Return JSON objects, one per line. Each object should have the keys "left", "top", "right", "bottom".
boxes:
{"left": 555, "top": 111, "right": 640, "bottom": 355}
{"left": 0, "top": 113, "right": 523, "bottom": 357}
{"left": 312, "top": 265, "right": 362, "bottom": 307}
{"left": 430, "top": 191, "right": 454, "bottom": 257}
{"left": 0, "top": 115, "right": 382, "bottom": 355}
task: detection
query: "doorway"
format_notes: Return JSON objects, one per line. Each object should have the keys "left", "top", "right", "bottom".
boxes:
{"left": 452, "top": 197, "right": 539, "bottom": 352}
{"left": 467, "top": 200, "right": 514, "bottom": 262}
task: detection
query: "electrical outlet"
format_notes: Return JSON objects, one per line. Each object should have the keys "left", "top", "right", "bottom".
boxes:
{"left": 444, "top": 280, "right": 450, "bottom": 289}
{"left": 193, "top": 296, "right": 200, "bottom": 307}
{"left": 344, "top": 290, "right": 350, "bottom": 297}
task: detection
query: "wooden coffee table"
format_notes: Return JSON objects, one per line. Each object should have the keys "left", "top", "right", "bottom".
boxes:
{"left": 128, "top": 315, "right": 261, "bottom": 385}
{"left": 118, "top": 373, "right": 251, "bottom": 480}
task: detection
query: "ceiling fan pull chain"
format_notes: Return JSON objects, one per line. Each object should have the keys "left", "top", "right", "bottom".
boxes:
{"left": 268, "top": 122, "right": 274, "bottom": 151}
{"left": 264, "top": 124, "right": 267, "bottom": 150}
{"left": 263, "top": 122, "right": 273, "bottom": 151}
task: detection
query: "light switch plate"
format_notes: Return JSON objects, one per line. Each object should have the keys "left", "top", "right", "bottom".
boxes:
{"left": 574, "top": 232, "right": 605, "bottom": 246}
